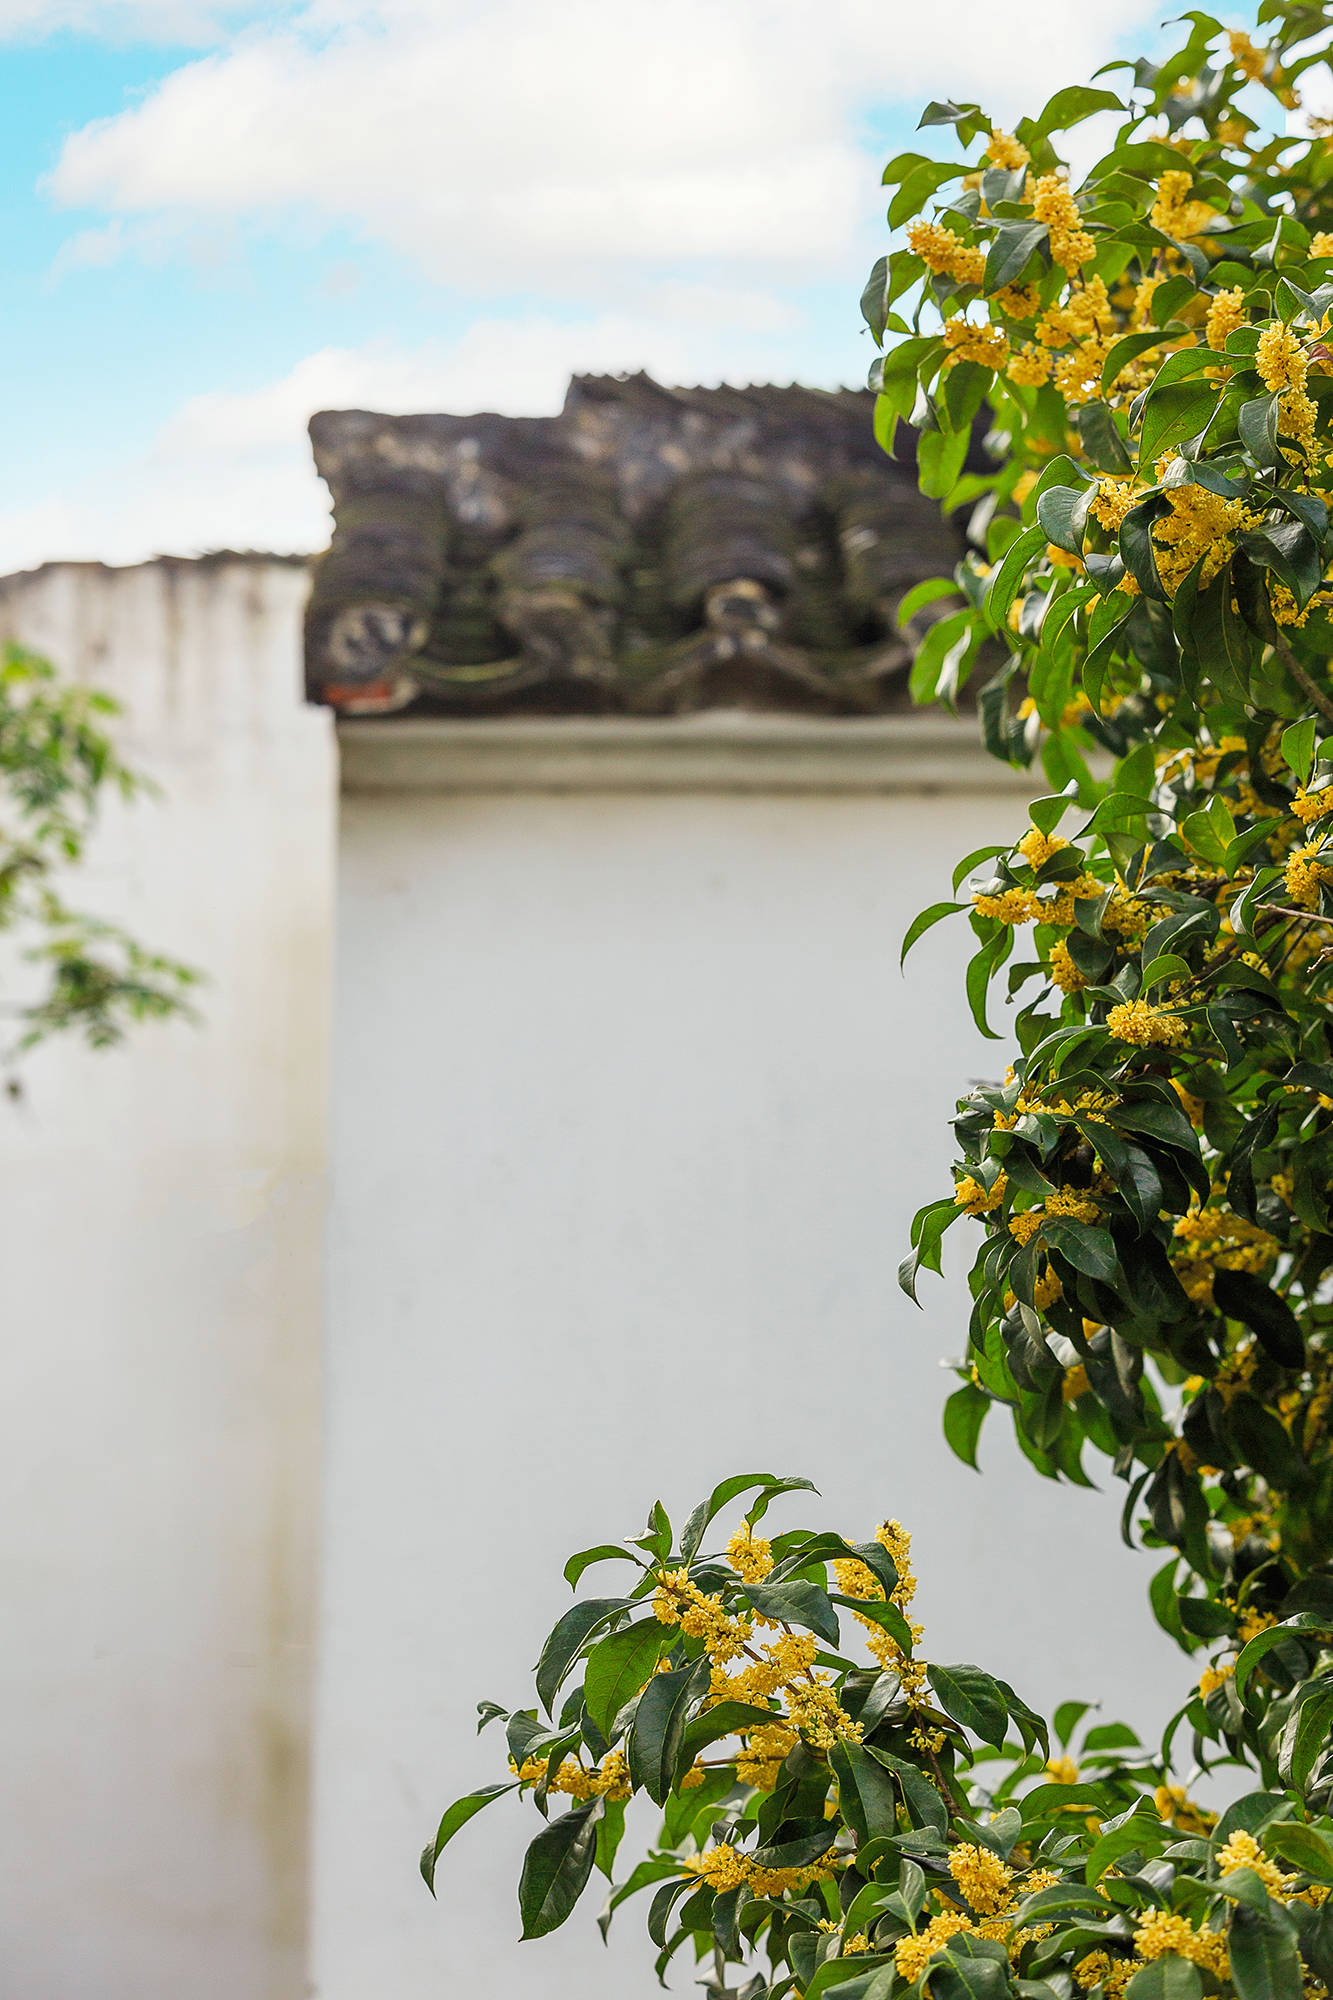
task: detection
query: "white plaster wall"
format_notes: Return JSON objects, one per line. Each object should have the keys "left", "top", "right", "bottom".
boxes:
{"left": 319, "top": 777, "right": 1190, "bottom": 2000}
{"left": 0, "top": 560, "right": 335, "bottom": 2000}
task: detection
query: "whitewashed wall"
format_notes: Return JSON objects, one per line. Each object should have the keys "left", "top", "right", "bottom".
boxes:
{"left": 0, "top": 559, "right": 335, "bottom": 2000}
{"left": 317, "top": 720, "right": 1190, "bottom": 2000}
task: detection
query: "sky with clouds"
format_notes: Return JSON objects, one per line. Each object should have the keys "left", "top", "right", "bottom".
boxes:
{"left": 1, "top": 0, "right": 1204, "bottom": 571}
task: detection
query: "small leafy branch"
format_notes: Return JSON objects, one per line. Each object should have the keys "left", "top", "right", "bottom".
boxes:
{"left": 428, "top": 1477, "right": 1333, "bottom": 1998}
{"left": 0, "top": 642, "right": 196, "bottom": 1064}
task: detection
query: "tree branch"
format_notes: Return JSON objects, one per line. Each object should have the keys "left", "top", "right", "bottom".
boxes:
{"left": 1271, "top": 628, "right": 1333, "bottom": 732}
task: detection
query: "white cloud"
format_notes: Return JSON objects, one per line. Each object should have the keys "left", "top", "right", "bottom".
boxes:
{"left": 0, "top": 298, "right": 834, "bottom": 571}
{"left": 47, "top": 0, "right": 1163, "bottom": 293}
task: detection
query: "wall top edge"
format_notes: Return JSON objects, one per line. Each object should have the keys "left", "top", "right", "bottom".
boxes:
{"left": 337, "top": 711, "right": 1035, "bottom": 797}
{"left": 0, "top": 552, "right": 311, "bottom": 592}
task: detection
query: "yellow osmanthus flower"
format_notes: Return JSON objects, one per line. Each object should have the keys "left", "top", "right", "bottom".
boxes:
{"left": 1106, "top": 998, "right": 1187, "bottom": 1047}
{"left": 972, "top": 885, "right": 1038, "bottom": 924}
{"left": 1045, "top": 1753, "right": 1080, "bottom": 1784}
{"left": 652, "top": 1568, "right": 752, "bottom": 1663}
{"left": 1257, "top": 323, "right": 1306, "bottom": 394}
{"left": 1033, "top": 1265, "right": 1063, "bottom": 1309}
{"left": 1198, "top": 1660, "right": 1233, "bottom": 1697}
{"left": 954, "top": 1170, "right": 1007, "bottom": 1215}
{"left": 735, "top": 1722, "right": 797, "bottom": 1791}
{"left": 1150, "top": 169, "right": 1214, "bottom": 240}
{"left": 1205, "top": 286, "right": 1246, "bottom": 352}
{"left": 1218, "top": 1827, "right": 1293, "bottom": 1900}
{"left": 994, "top": 282, "right": 1040, "bottom": 320}
{"left": 907, "top": 219, "right": 986, "bottom": 287}
{"left": 1007, "top": 343, "right": 1053, "bottom": 387}
{"left": 1030, "top": 172, "right": 1095, "bottom": 274}
{"left": 1286, "top": 839, "right": 1333, "bottom": 910}
{"left": 949, "top": 1843, "right": 1014, "bottom": 1915}
{"left": 512, "top": 1749, "right": 632, "bottom": 1801}
{"left": 986, "top": 128, "right": 1029, "bottom": 171}
{"left": 1151, "top": 485, "right": 1247, "bottom": 595}
{"left": 1049, "top": 940, "right": 1085, "bottom": 994}
{"left": 682, "top": 1843, "right": 838, "bottom": 1899}
{"left": 1090, "top": 476, "right": 1138, "bottom": 532}
{"left": 943, "top": 317, "right": 1009, "bottom": 368}
{"left": 1017, "top": 826, "right": 1069, "bottom": 870}
{"left": 1228, "top": 28, "right": 1296, "bottom": 103}
{"left": 895, "top": 1910, "right": 977, "bottom": 1983}
{"left": 1292, "top": 786, "right": 1333, "bottom": 824}
{"left": 1313, "top": 232, "right": 1333, "bottom": 257}
{"left": 725, "top": 1526, "right": 773, "bottom": 1583}
{"left": 1133, "top": 1910, "right": 1229, "bottom": 1977}
{"left": 1045, "top": 1186, "right": 1101, "bottom": 1224}
{"left": 1154, "top": 1782, "right": 1215, "bottom": 1834}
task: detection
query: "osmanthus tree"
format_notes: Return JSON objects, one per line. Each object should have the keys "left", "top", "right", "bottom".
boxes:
{"left": 0, "top": 643, "right": 194, "bottom": 1063}
{"left": 426, "top": 9, "right": 1333, "bottom": 1997}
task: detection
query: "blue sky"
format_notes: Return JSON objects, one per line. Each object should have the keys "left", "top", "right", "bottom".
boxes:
{"left": 0, "top": 1, "right": 1186, "bottom": 570}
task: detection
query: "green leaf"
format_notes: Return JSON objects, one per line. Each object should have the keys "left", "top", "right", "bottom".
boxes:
{"left": 985, "top": 524, "right": 1045, "bottom": 633}
{"left": 1228, "top": 1903, "right": 1304, "bottom": 2000}
{"left": 1035, "top": 83, "right": 1125, "bottom": 131}
{"left": 1234, "top": 1614, "right": 1333, "bottom": 1700}
{"left": 563, "top": 1546, "right": 634, "bottom": 1591}
{"left": 943, "top": 1381, "right": 989, "bottom": 1470}
{"left": 1138, "top": 381, "right": 1218, "bottom": 468}
{"left": 832, "top": 1593, "right": 917, "bottom": 1653}
{"left": 627, "top": 1658, "right": 708, "bottom": 1804}
{"left": 680, "top": 1700, "right": 781, "bottom": 1764}
{"left": 1124, "top": 1960, "right": 1203, "bottom": 2000}
{"left": 744, "top": 1579, "right": 841, "bottom": 1647}
{"left": 518, "top": 1797, "right": 606, "bottom": 1939}
{"left": 985, "top": 221, "right": 1049, "bottom": 291}
{"left": 1264, "top": 1819, "right": 1333, "bottom": 1882}
{"left": 678, "top": 1471, "right": 817, "bottom": 1562}
{"left": 1211, "top": 1268, "right": 1305, "bottom": 1369}
{"left": 582, "top": 1621, "right": 671, "bottom": 1739}
{"left": 420, "top": 1782, "right": 517, "bottom": 1894}
{"left": 1243, "top": 521, "right": 1324, "bottom": 609}
{"left": 1239, "top": 393, "right": 1281, "bottom": 467}
{"left": 902, "top": 899, "right": 966, "bottom": 966}
{"left": 927, "top": 1662, "right": 1009, "bottom": 1747}
{"left": 1119, "top": 497, "right": 1169, "bottom": 601}
{"left": 832, "top": 1738, "right": 903, "bottom": 1841}
{"left": 1281, "top": 716, "right": 1318, "bottom": 784}
{"left": 1037, "top": 484, "right": 1092, "bottom": 556}
{"left": 1278, "top": 1681, "right": 1333, "bottom": 1793}
{"left": 1103, "top": 329, "right": 1174, "bottom": 394}
{"left": 535, "top": 1600, "right": 627, "bottom": 1716}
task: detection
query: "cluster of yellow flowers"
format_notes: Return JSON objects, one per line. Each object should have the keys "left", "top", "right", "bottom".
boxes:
{"left": 895, "top": 1848, "right": 1061, "bottom": 1982}
{"left": 985, "top": 128, "right": 1029, "bottom": 173}
{"left": 1152, "top": 484, "right": 1252, "bottom": 595}
{"left": 653, "top": 1567, "right": 754, "bottom": 1664}
{"left": 906, "top": 218, "right": 986, "bottom": 287}
{"left": 831, "top": 1519, "right": 935, "bottom": 1740}
{"left": 512, "top": 1748, "right": 632, "bottom": 1800}
{"left": 954, "top": 1169, "right": 1008, "bottom": 1215}
{"left": 1030, "top": 171, "right": 1095, "bottom": 276}
{"left": 1149, "top": 168, "right": 1214, "bottom": 240}
{"left": 1171, "top": 1204, "right": 1278, "bottom": 1305}
{"left": 1286, "top": 837, "right": 1333, "bottom": 911}
{"left": 943, "top": 316, "right": 1009, "bottom": 369}
{"left": 1227, "top": 28, "right": 1299, "bottom": 107}
{"left": 1105, "top": 998, "right": 1188, "bottom": 1047}
{"left": 682, "top": 1843, "right": 840, "bottom": 1899}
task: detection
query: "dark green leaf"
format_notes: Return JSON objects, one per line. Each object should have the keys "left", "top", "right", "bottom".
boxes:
{"left": 420, "top": 1782, "right": 517, "bottom": 1894}
{"left": 927, "top": 1662, "right": 1009, "bottom": 1747}
{"left": 563, "top": 1546, "right": 634, "bottom": 1590}
{"left": 985, "top": 222, "right": 1049, "bottom": 291}
{"left": 744, "top": 1579, "right": 841, "bottom": 1648}
{"left": 1211, "top": 1268, "right": 1304, "bottom": 1369}
{"left": 583, "top": 1622, "right": 671, "bottom": 1739}
{"left": 902, "top": 900, "right": 966, "bottom": 966}
{"left": 944, "top": 1381, "right": 990, "bottom": 1470}
{"left": 535, "top": 1600, "right": 626, "bottom": 1716}
{"left": 1229, "top": 1903, "right": 1304, "bottom": 2000}
{"left": 518, "top": 1798, "right": 606, "bottom": 1939}
{"left": 627, "top": 1657, "right": 709, "bottom": 1804}
{"left": 1124, "top": 1960, "right": 1202, "bottom": 2000}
